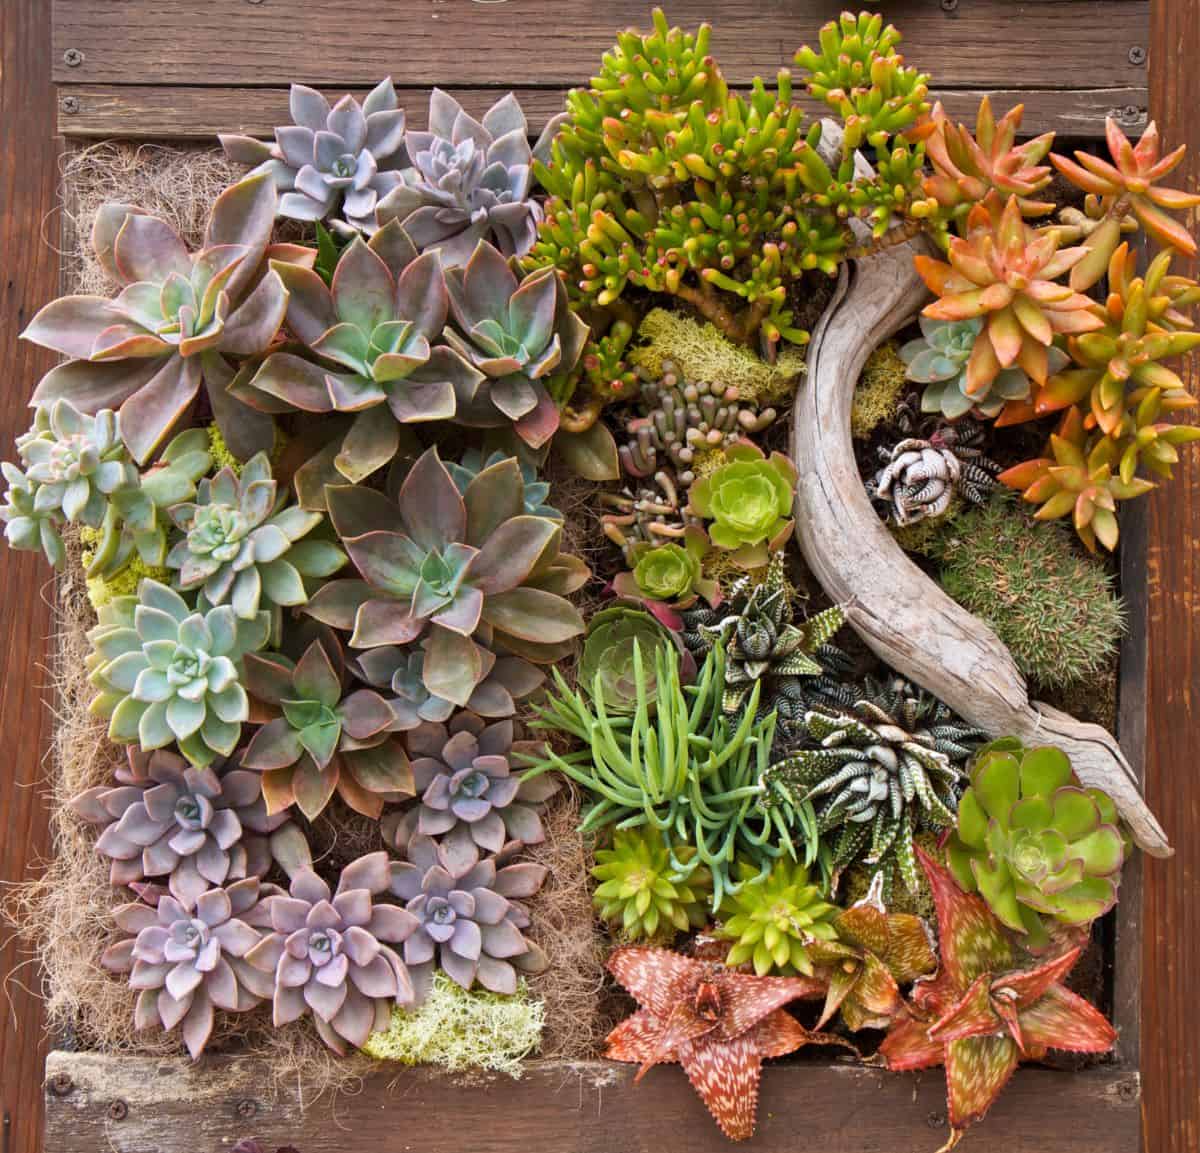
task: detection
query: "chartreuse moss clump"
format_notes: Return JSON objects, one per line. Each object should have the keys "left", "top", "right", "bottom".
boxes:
{"left": 850, "top": 340, "right": 909, "bottom": 440}
{"left": 931, "top": 495, "right": 1125, "bottom": 689}
{"left": 362, "top": 973, "right": 544, "bottom": 1077}
{"left": 592, "top": 826, "right": 712, "bottom": 941}
{"left": 628, "top": 308, "right": 806, "bottom": 406}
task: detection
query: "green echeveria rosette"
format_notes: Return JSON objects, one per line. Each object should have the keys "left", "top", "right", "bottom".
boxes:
{"left": 577, "top": 605, "right": 677, "bottom": 714}
{"left": 717, "top": 858, "right": 841, "bottom": 977}
{"left": 611, "top": 525, "right": 719, "bottom": 624}
{"left": 946, "top": 738, "right": 1126, "bottom": 948}
{"left": 86, "top": 579, "right": 270, "bottom": 767}
{"left": 167, "top": 451, "right": 346, "bottom": 626}
{"left": 591, "top": 826, "right": 713, "bottom": 941}
{"left": 687, "top": 442, "right": 798, "bottom": 569}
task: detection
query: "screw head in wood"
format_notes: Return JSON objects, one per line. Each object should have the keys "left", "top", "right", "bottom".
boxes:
{"left": 940, "top": 0, "right": 958, "bottom": 11}
{"left": 62, "top": 48, "right": 84, "bottom": 67}
{"left": 47, "top": 1072, "right": 74, "bottom": 1097}
{"left": 1128, "top": 46, "right": 1146, "bottom": 65}
{"left": 61, "top": 96, "right": 80, "bottom": 114}
{"left": 236, "top": 1099, "right": 257, "bottom": 1119}
{"left": 108, "top": 1100, "right": 129, "bottom": 1121}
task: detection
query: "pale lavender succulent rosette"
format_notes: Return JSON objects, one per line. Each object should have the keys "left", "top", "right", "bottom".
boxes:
{"left": 245, "top": 851, "right": 417, "bottom": 1053}
{"left": 70, "top": 749, "right": 290, "bottom": 907}
{"left": 389, "top": 833, "right": 546, "bottom": 1001}
{"left": 101, "top": 877, "right": 277, "bottom": 1058}
{"left": 220, "top": 79, "right": 409, "bottom": 235}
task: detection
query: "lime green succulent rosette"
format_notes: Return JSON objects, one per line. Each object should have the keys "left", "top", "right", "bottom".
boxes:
{"left": 946, "top": 738, "right": 1126, "bottom": 949}
{"left": 577, "top": 606, "right": 676, "bottom": 713}
{"left": 687, "top": 442, "right": 798, "bottom": 569}
{"left": 612, "top": 525, "right": 718, "bottom": 612}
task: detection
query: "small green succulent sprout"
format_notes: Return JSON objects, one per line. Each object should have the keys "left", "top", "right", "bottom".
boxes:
{"left": 612, "top": 526, "right": 718, "bottom": 613}
{"left": 577, "top": 605, "right": 677, "bottom": 714}
{"left": 687, "top": 442, "right": 798, "bottom": 569}
{"left": 901, "top": 316, "right": 1068, "bottom": 420}
{"left": 591, "top": 827, "right": 713, "bottom": 942}
{"left": 1, "top": 401, "right": 137, "bottom": 568}
{"left": 946, "top": 739, "right": 1126, "bottom": 948}
{"left": 86, "top": 580, "right": 269, "bottom": 767}
{"left": 248, "top": 222, "right": 483, "bottom": 482}
{"left": 717, "top": 859, "right": 841, "bottom": 977}
{"left": 166, "top": 451, "right": 346, "bottom": 626}
{"left": 443, "top": 240, "right": 589, "bottom": 449}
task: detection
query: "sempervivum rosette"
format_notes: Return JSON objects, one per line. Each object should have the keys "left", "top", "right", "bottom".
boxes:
{"left": 245, "top": 852, "right": 417, "bottom": 1053}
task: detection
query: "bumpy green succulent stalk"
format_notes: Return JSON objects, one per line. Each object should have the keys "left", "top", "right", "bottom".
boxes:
{"left": 946, "top": 739, "right": 1126, "bottom": 948}
{"left": 717, "top": 858, "right": 840, "bottom": 977}
{"left": 591, "top": 826, "right": 712, "bottom": 941}
{"left": 87, "top": 580, "right": 269, "bottom": 767}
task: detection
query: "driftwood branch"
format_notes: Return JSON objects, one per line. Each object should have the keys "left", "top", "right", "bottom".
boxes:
{"left": 791, "top": 234, "right": 1170, "bottom": 857}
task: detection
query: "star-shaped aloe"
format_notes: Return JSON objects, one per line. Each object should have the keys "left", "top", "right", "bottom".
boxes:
{"left": 878, "top": 847, "right": 1116, "bottom": 1151}
{"left": 242, "top": 637, "right": 414, "bottom": 820}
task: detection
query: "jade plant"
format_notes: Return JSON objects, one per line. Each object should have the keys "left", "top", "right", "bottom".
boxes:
{"left": 376, "top": 89, "right": 545, "bottom": 265}
{"left": 389, "top": 832, "right": 547, "bottom": 1001}
{"left": 86, "top": 580, "right": 270, "bottom": 767}
{"left": 102, "top": 878, "right": 276, "bottom": 1058}
{"left": 166, "top": 452, "right": 346, "bottom": 624}
{"left": 687, "top": 443, "right": 798, "bottom": 569}
{"left": 220, "top": 79, "right": 409, "bottom": 234}
{"left": 21, "top": 174, "right": 291, "bottom": 462}
{"left": 945, "top": 739, "right": 1126, "bottom": 948}
{"left": 240, "top": 638, "right": 414, "bottom": 820}
{"left": 306, "top": 446, "right": 587, "bottom": 706}
{"left": 246, "top": 223, "right": 482, "bottom": 482}
{"left": 591, "top": 826, "right": 712, "bottom": 941}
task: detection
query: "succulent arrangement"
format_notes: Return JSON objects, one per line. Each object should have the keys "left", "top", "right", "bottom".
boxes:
{"left": 3, "top": 11, "right": 1166, "bottom": 1149}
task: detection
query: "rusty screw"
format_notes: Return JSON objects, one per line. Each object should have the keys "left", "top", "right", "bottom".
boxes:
{"left": 236, "top": 1099, "right": 257, "bottom": 1119}
{"left": 108, "top": 1100, "right": 128, "bottom": 1122}
{"left": 61, "top": 95, "right": 80, "bottom": 115}
{"left": 62, "top": 48, "right": 84, "bottom": 67}
{"left": 1128, "top": 46, "right": 1147, "bottom": 65}
{"left": 47, "top": 1073, "right": 74, "bottom": 1097}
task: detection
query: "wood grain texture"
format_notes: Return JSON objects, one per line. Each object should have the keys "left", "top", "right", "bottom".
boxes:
{"left": 1142, "top": 2, "right": 1200, "bottom": 1149}
{"left": 0, "top": 2, "right": 59, "bottom": 1153}
{"left": 53, "top": 83, "right": 1149, "bottom": 140}
{"left": 791, "top": 237, "right": 1167, "bottom": 855}
{"left": 51, "top": 0, "right": 1148, "bottom": 89}
{"left": 41, "top": 1051, "right": 1141, "bottom": 1153}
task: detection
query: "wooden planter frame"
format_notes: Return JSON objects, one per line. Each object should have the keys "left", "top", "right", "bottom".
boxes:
{"left": 0, "top": 2, "right": 1189, "bottom": 1150}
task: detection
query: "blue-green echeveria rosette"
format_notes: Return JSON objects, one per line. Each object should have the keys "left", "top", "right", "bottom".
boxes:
{"left": 305, "top": 446, "right": 587, "bottom": 708}
{"left": 446, "top": 448, "right": 562, "bottom": 521}
{"left": 166, "top": 450, "right": 346, "bottom": 623}
{"left": 220, "top": 79, "right": 408, "bottom": 235}
{"left": 686, "top": 442, "right": 798, "bottom": 569}
{"left": 21, "top": 174, "right": 293, "bottom": 463}
{"left": 946, "top": 739, "right": 1127, "bottom": 949}
{"left": 1, "top": 400, "right": 136, "bottom": 568}
{"left": 244, "top": 221, "right": 483, "bottom": 482}
{"left": 442, "top": 239, "right": 589, "bottom": 449}
{"left": 87, "top": 579, "right": 270, "bottom": 767}
{"left": 376, "top": 89, "right": 542, "bottom": 267}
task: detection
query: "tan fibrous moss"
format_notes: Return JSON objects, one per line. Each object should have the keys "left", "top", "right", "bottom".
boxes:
{"left": 360, "top": 973, "right": 545, "bottom": 1077}
{"left": 629, "top": 307, "right": 806, "bottom": 407}
{"left": 930, "top": 495, "right": 1125, "bottom": 691}
{"left": 851, "top": 340, "right": 908, "bottom": 440}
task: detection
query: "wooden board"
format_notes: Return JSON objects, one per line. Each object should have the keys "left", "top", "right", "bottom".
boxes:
{"left": 0, "top": 3, "right": 59, "bottom": 1153}
{"left": 42, "top": 1052, "right": 1142, "bottom": 1153}
{"left": 1140, "top": 1, "right": 1200, "bottom": 1148}
{"left": 54, "top": 83, "right": 1149, "bottom": 140}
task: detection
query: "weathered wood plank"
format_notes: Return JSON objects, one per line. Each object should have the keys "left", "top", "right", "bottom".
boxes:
{"left": 51, "top": 0, "right": 1149, "bottom": 89}
{"left": 54, "top": 82, "right": 1149, "bottom": 140}
{"left": 1141, "top": 2, "right": 1200, "bottom": 1148}
{"left": 0, "top": 3, "right": 59, "bottom": 1153}
{"left": 42, "top": 1052, "right": 1141, "bottom": 1153}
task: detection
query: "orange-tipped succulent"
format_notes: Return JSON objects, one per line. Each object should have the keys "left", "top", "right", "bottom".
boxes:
{"left": 1051, "top": 118, "right": 1200, "bottom": 289}
{"left": 921, "top": 97, "right": 1055, "bottom": 221}
{"left": 1034, "top": 245, "right": 1200, "bottom": 434}
{"left": 914, "top": 195, "right": 1103, "bottom": 411}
